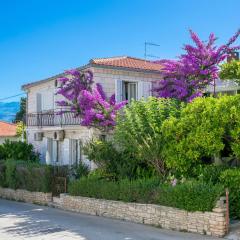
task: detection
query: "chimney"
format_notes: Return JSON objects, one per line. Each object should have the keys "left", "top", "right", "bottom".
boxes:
{"left": 227, "top": 51, "right": 239, "bottom": 62}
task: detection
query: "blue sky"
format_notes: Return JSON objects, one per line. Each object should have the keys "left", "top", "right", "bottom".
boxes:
{"left": 0, "top": 0, "right": 239, "bottom": 102}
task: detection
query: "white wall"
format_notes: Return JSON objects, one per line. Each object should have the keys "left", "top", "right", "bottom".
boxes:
{"left": 25, "top": 66, "right": 163, "bottom": 167}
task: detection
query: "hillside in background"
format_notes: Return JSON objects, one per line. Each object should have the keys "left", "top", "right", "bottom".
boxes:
{"left": 0, "top": 102, "right": 20, "bottom": 122}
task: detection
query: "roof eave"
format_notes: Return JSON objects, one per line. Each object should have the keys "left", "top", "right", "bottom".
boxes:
{"left": 21, "top": 64, "right": 91, "bottom": 91}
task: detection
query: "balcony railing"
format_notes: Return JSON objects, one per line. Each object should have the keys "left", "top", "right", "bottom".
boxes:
{"left": 26, "top": 111, "right": 82, "bottom": 127}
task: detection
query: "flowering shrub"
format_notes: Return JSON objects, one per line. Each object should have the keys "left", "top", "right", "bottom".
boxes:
{"left": 153, "top": 29, "right": 240, "bottom": 102}
{"left": 56, "top": 69, "right": 127, "bottom": 130}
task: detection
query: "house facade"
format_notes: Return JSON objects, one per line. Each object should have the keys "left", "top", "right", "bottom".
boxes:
{"left": 22, "top": 56, "right": 163, "bottom": 167}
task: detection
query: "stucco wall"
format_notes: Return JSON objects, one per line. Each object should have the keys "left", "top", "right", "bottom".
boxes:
{"left": 27, "top": 127, "right": 97, "bottom": 167}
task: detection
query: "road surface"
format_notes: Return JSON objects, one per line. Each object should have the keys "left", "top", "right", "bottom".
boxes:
{"left": 0, "top": 198, "right": 219, "bottom": 240}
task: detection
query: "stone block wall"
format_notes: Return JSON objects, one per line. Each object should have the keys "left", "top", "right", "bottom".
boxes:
{"left": 59, "top": 194, "right": 227, "bottom": 237}
{"left": 0, "top": 187, "right": 52, "bottom": 205}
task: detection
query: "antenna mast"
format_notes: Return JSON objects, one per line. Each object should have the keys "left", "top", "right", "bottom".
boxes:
{"left": 144, "top": 42, "right": 160, "bottom": 61}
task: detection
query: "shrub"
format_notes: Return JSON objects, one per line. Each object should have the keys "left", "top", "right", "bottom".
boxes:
{"left": 5, "top": 159, "right": 17, "bottom": 189}
{"left": 84, "top": 139, "right": 156, "bottom": 180}
{"left": 220, "top": 168, "right": 240, "bottom": 218}
{"left": 162, "top": 95, "right": 240, "bottom": 173}
{"left": 0, "top": 160, "right": 6, "bottom": 187}
{"left": 114, "top": 97, "right": 181, "bottom": 176}
{"left": 70, "top": 162, "right": 90, "bottom": 179}
{"left": 68, "top": 177, "right": 223, "bottom": 212}
{"left": 157, "top": 181, "right": 224, "bottom": 212}
{"left": 0, "top": 140, "right": 39, "bottom": 162}
{"left": 4, "top": 160, "right": 52, "bottom": 192}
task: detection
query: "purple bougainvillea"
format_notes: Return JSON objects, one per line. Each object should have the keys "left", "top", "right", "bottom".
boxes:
{"left": 153, "top": 29, "right": 240, "bottom": 102}
{"left": 56, "top": 70, "right": 127, "bottom": 131}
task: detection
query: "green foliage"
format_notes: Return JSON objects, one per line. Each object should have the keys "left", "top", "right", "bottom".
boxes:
{"left": 72, "top": 162, "right": 90, "bottom": 179}
{"left": 68, "top": 177, "right": 223, "bottom": 212}
{"left": 16, "top": 121, "right": 26, "bottom": 141}
{"left": 0, "top": 161, "right": 6, "bottom": 187}
{"left": 5, "top": 160, "right": 17, "bottom": 189}
{"left": 162, "top": 95, "right": 240, "bottom": 173}
{"left": 2, "top": 160, "right": 52, "bottom": 192}
{"left": 220, "top": 60, "right": 240, "bottom": 84}
{"left": 157, "top": 181, "right": 224, "bottom": 212}
{"left": 14, "top": 97, "right": 26, "bottom": 122}
{"left": 84, "top": 139, "right": 156, "bottom": 180}
{"left": 114, "top": 97, "right": 181, "bottom": 175}
{"left": 0, "top": 140, "right": 39, "bottom": 162}
{"left": 191, "top": 165, "right": 229, "bottom": 184}
{"left": 220, "top": 168, "right": 240, "bottom": 218}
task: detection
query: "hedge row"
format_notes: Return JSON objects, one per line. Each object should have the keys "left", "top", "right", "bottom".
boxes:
{"left": 68, "top": 177, "right": 224, "bottom": 212}
{"left": 0, "top": 160, "right": 52, "bottom": 193}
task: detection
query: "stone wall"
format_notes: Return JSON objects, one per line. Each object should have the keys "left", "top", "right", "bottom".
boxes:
{"left": 58, "top": 194, "right": 228, "bottom": 237}
{"left": 0, "top": 187, "right": 52, "bottom": 205}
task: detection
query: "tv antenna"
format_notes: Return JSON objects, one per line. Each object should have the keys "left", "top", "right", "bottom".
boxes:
{"left": 144, "top": 42, "right": 160, "bottom": 60}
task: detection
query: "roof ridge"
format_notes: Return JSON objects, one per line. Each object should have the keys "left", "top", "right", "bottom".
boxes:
{"left": 91, "top": 55, "right": 158, "bottom": 63}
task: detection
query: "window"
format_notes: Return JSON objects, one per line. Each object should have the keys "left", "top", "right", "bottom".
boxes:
{"left": 122, "top": 81, "right": 137, "bottom": 101}
{"left": 36, "top": 93, "right": 42, "bottom": 112}
{"left": 70, "top": 139, "right": 82, "bottom": 166}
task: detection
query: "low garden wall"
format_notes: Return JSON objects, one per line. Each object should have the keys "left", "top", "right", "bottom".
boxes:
{"left": 58, "top": 193, "right": 228, "bottom": 237}
{"left": 0, "top": 187, "right": 52, "bottom": 205}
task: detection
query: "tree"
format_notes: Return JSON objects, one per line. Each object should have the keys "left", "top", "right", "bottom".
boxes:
{"left": 14, "top": 97, "right": 26, "bottom": 122}
{"left": 114, "top": 97, "right": 181, "bottom": 175}
{"left": 153, "top": 30, "right": 240, "bottom": 102}
{"left": 220, "top": 60, "right": 240, "bottom": 84}
{"left": 16, "top": 121, "right": 26, "bottom": 141}
{"left": 56, "top": 69, "right": 127, "bottom": 131}
{"left": 162, "top": 95, "right": 240, "bottom": 173}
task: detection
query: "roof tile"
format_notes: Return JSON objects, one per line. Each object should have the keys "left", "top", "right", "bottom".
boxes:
{"left": 0, "top": 121, "right": 17, "bottom": 137}
{"left": 91, "top": 56, "right": 162, "bottom": 72}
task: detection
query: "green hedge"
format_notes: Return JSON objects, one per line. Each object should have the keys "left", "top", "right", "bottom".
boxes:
{"left": 220, "top": 168, "right": 240, "bottom": 219}
{"left": 68, "top": 177, "right": 224, "bottom": 212}
{"left": 1, "top": 159, "right": 52, "bottom": 193}
{"left": 0, "top": 140, "right": 39, "bottom": 162}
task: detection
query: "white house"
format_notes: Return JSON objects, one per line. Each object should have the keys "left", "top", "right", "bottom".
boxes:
{"left": 22, "top": 56, "right": 163, "bottom": 167}
{"left": 22, "top": 56, "right": 240, "bottom": 168}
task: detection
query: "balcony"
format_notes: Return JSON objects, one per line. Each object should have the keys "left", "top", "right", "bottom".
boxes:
{"left": 26, "top": 111, "right": 82, "bottom": 127}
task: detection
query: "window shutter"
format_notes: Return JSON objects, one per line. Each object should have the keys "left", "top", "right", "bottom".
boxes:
{"left": 46, "top": 138, "right": 53, "bottom": 165}
{"left": 115, "top": 79, "right": 123, "bottom": 102}
{"left": 137, "top": 81, "right": 144, "bottom": 100}
{"left": 36, "top": 93, "right": 42, "bottom": 112}
{"left": 143, "top": 81, "right": 152, "bottom": 99}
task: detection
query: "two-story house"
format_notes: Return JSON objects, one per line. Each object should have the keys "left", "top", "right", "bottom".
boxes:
{"left": 22, "top": 56, "right": 163, "bottom": 167}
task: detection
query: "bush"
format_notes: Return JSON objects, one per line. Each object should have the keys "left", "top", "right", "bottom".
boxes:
{"left": 0, "top": 161, "right": 6, "bottom": 187}
{"left": 84, "top": 139, "right": 156, "bottom": 180}
{"left": 162, "top": 95, "right": 240, "bottom": 173}
{"left": 0, "top": 140, "right": 39, "bottom": 162}
{"left": 3, "top": 160, "right": 52, "bottom": 192}
{"left": 157, "top": 181, "right": 224, "bottom": 212}
{"left": 220, "top": 168, "right": 240, "bottom": 219}
{"left": 68, "top": 177, "right": 223, "bottom": 212}
{"left": 114, "top": 97, "right": 181, "bottom": 176}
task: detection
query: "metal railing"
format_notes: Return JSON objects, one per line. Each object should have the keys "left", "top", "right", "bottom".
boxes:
{"left": 26, "top": 111, "right": 82, "bottom": 127}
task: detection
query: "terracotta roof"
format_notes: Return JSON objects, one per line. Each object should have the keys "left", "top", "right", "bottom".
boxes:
{"left": 0, "top": 121, "right": 17, "bottom": 137}
{"left": 91, "top": 56, "right": 162, "bottom": 72}
{"left": 22, "top": 56, "right": 162, "bottom": 90}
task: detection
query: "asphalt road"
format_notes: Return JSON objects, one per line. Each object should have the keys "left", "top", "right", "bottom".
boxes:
{"left": 0, "top": 198, "right": 220, "bottom": 240}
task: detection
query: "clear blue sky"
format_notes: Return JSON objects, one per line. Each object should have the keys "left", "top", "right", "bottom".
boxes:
{"left": 0, "top": 0, "right": 239, "bottom": 102}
